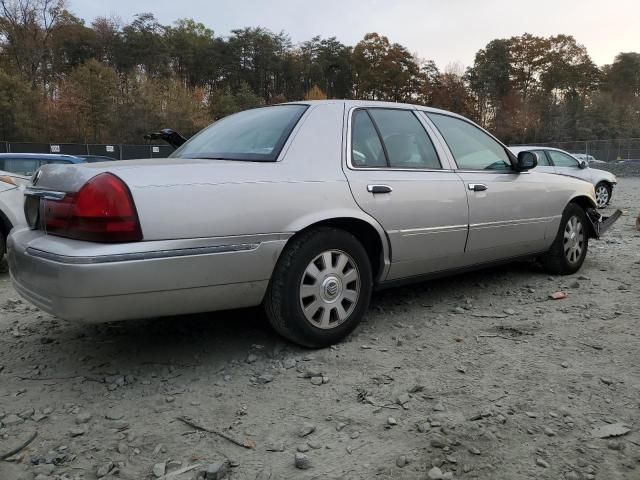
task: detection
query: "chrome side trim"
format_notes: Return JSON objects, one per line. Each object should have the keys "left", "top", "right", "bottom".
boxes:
{"left": 388, "top": 224, "right": 468, "bottom": 236}
{"left": 470, "top": 217, "right": 553, "bottom": 229}
{"left": 26, "top": 243, "right": 260, "bottom": 265}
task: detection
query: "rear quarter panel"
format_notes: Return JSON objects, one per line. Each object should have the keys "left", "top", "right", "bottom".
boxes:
{"left": 117, "top": 102, "right": 371, "bottom": 240}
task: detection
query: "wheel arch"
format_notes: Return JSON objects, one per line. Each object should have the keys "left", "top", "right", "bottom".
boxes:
{"left": 283, "top": 213, "right": 390, "bottom": 283}
{"left": 569, "top": 194, "right": 597, "bottom": 211}
{"left": 568, "top": 194, "right": 598, "bottom": 237}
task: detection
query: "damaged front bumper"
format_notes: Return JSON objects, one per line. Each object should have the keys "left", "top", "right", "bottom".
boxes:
{"left": 587, "top": 208, "right": 622, "bottom": 238}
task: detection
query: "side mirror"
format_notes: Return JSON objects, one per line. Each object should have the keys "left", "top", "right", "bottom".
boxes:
{"left": 515, "top": 151, "right": 538, "bottom": 172}
{"left": 578, "top": 160, "right": 588, "bottom": 169}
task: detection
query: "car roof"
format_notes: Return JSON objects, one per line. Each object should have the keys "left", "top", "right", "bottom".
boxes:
{"left": 0, "top": 153, "right": 85, "bottom": 162}
{"left": 286, "top": 99, "right": 469, "bottom": 119}
{"left": 509, "top": 145, "right": 574, "bottom": 155}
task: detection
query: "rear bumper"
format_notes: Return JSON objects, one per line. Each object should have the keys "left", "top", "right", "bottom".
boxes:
{"left": 7, "top": 228, "right": 289, "bottom": 322}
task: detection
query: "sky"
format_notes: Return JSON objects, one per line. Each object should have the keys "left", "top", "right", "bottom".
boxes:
{"left": 71, "top": 0, "right": 640, "bottom": 69}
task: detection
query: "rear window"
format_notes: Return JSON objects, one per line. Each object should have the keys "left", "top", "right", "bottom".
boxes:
{"left": 171, "top": 105, "right": 308, "bottom": 161}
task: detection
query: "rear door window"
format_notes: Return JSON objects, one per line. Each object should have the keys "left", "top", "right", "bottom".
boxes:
{"left": 351, "top": 110, "right": 387, "bottom": 167}
{"left": 351, "top": 108, "right": 441, "bottom": 169}
{"left": 368, "top": 109, "right": 441, "bottom": 169}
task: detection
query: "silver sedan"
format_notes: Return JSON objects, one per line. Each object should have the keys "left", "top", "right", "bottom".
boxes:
{"left": 7, "top": 101, "right": 620, "bottom": 347}
{"left": 509, "top": 146, "right": 617, "bottom": 208}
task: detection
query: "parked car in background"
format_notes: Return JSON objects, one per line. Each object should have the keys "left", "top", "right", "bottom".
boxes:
{"left": 572, "top": 153, "right": 606, "bottom": 165}
{"left": 509, "top": 146, "right": 617, "bottom": 208}
{"left": 9, "top": 101, "right": 620, "bottom": 347}
{"left": 0, "top": 153, "right": 87, "bottom": 176}
{"left": 0, "top": 171, "right": 29, "bottom": 260}
{"left": 77, "top": 155, "right": 117, "bottom": 163}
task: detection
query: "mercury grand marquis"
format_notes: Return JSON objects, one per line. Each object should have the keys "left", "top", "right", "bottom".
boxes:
{"left": 7, "top": 101, "right": 620, "bottom": 347}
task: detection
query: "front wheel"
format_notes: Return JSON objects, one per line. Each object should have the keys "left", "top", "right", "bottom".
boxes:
{"left": 594, "top": 182, "right": 611, "bottom": 208}
{"left": 539, "top": 203, "right": 589, "bottom": 275}
{"left": 264, "top": 227, "right": 372, "bottom": 348}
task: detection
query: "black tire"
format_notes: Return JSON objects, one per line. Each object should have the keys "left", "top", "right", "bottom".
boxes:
{"left": 539, "top": 203, "right": 589, "bottom": 275}
{"left": 264, "top": 227, "right": 373, "bottom": 348}
{"left": 594, "top": 181, "right": 612, "bottom": 209}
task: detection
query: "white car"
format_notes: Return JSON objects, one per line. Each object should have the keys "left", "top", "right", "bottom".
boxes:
{"left": 510, "top": 146, "right": 617, "bottom": 208}
{"left": 572, "top": 153, "right": 606, "bottom": 165}
{"left": 0, "top": 171, "right": 29, "bottom": 260}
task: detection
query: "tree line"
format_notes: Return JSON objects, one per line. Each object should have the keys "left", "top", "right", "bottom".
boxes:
{"left": 1, "top": 0, "right": 639, "bottom": 145}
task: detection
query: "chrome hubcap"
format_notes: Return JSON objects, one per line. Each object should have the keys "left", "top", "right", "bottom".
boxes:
{"left": 595, "top": 185, "right": 609, "bottom": 208}
{"left": 563, "top": 215, "right": 585, "bottom": 264}
{"left": 299, "top": 250, "right": 360, "bottom": 329}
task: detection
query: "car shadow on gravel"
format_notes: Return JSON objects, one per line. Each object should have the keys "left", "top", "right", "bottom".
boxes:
{"left": 2, "top": 258, "right": 546, "bottom": 372}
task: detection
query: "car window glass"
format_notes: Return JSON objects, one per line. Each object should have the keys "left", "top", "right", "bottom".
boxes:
{"left": 428, "top": 113, "right": 511, "bottom": 170}
{"left": 368, "top": 109, "right": 441, "bottom": 169}
{"left": 533, "top": 150, "right": 551, "bottom": 166}
{"left": 3, "top": 159, "right": 40, "bottom": 175}
{"left": 171, "top": 105, "right": 307, "bottom": 161}
{"left": 44, "top": 160, "right": 72, "bottom": 165}
{"left": 351, "top": 110, "right": 387, "bottom": 167}
{"left": 548, "top": 150, "right": 579, "bottom": 167}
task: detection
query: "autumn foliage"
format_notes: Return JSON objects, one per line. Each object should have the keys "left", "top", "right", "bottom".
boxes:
{"left": 0, "top": 1, "right": 639, "bottom": 144}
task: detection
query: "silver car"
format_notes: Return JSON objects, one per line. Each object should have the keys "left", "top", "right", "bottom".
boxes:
{"left": 7, "top": 101, "right": 620, "bottom": 347}
{"left": 510, "top": 146, "right": 617, "bottom": 208}
{"left": 0, "top": 171, "right": 29, "bottom": 260}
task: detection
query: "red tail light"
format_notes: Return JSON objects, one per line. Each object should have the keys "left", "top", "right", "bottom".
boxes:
{"left": 43, "top": 173, "right": 143, "bottom": 242}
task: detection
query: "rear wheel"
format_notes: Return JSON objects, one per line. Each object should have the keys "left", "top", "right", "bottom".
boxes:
{"left": 0, "top": 231, "right": 5, "bottom": 262}
{"left": 539, "top": 203, "right": 589, "bottom": 275}
{"left": 265, "top": 227, "right": 372, "bottom": 348}
{"left": 594, "top": 182, "right": 611, "bottom": 208}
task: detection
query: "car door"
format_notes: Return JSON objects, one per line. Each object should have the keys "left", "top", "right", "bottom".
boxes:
{"left": 547, "top": 150, "right": 593, "bottom": 183}
{"left": 424, "top": 112, "right": 554, "bottom": 262}
{"left": 343, "top": 107, "right": 469, "bottom": 280}
{"left": 530, "top": 150, "right": 555, "bottom": 174}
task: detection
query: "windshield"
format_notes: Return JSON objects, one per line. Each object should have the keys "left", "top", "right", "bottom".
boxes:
{"left": 171, "top": 105, "right": 308, "bottom": 161}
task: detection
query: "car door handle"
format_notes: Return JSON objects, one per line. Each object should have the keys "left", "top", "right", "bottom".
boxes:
{"left": 468, "top": 183, "right": 487, "bottom": 192}
{"left": 367, "top": 184, "right": 392, "bottom": 194}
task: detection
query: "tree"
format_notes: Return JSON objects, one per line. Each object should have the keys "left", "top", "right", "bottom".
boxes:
{"left": 430, "top": 72, "right": 476, "bottom": 120}
{"left": 0, "top": 0, "right": 66, "bottom": 90}
{"left": 352, "top": 32, "right": 420, "bottom": 101}
{"left": 209, "top": 82, "right": 262, "bottom": 120}
{"left": 53, "top": 59, "right": 118, "bottom": 142}
{"left": 165, "top": 18, "right": 216, "bottom": 87}
{"left": 0, "top": 69, "right": 42, "bottom": 140}
{"left": 116, "top": 13, "right": 169, "bottom": 77}
{"left": 466, "top": 38, "right": 511, "bottom": 126}
{"left": 604, "top": 52, "right": 640, "bottom": 99}
{"left": 1, "top": 2, "right": 640, "bottom": 145}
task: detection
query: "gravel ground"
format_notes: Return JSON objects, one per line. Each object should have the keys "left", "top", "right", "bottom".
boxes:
{"left": 1, "top": 179, "right": 639, "bottom": 480}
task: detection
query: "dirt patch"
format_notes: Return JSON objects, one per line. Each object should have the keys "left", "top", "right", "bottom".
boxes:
{"left": 1, "top": 179, "right": 639, "bottom": 480}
